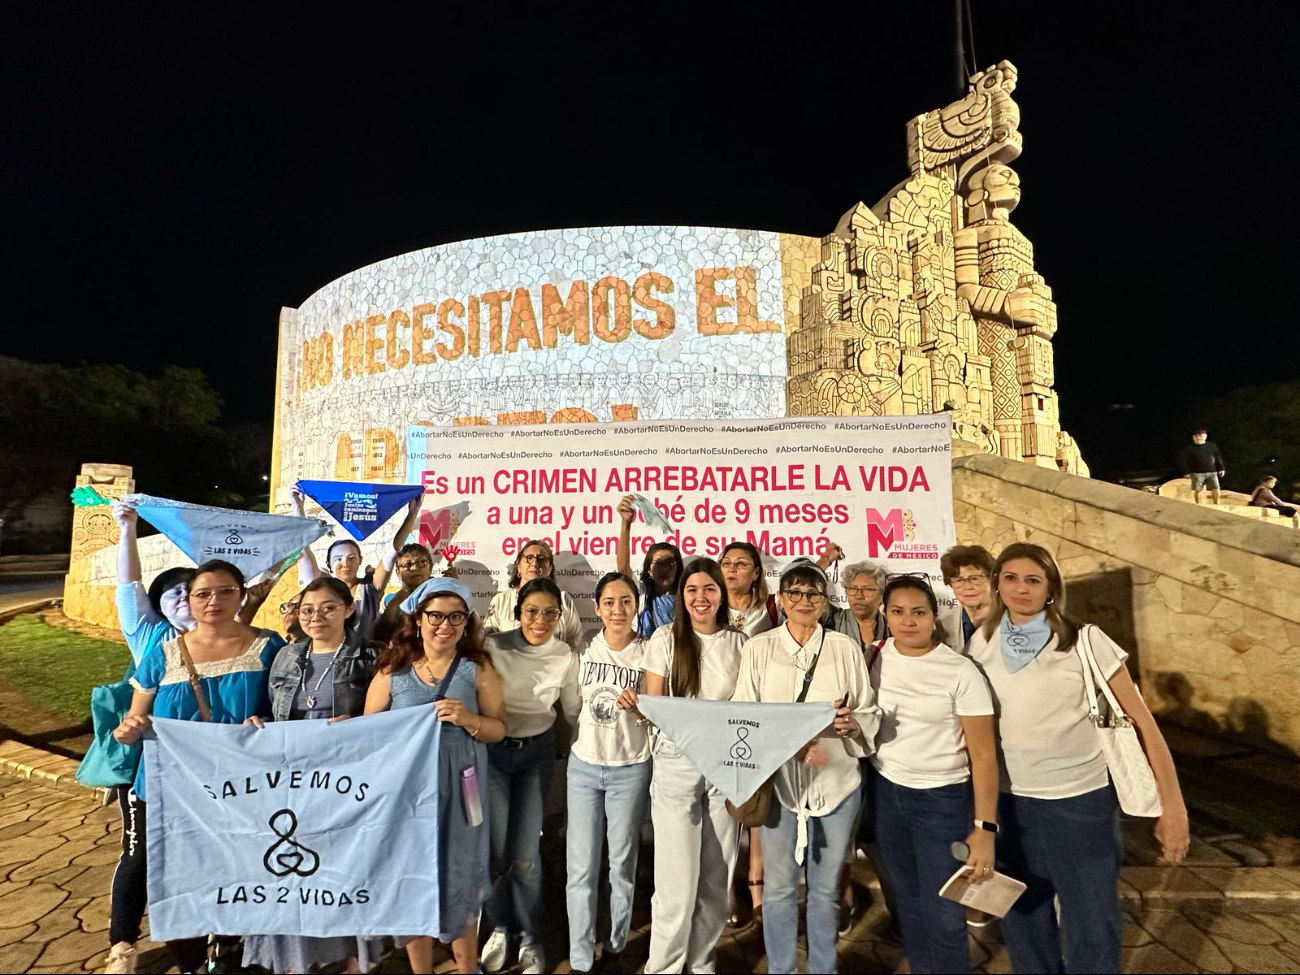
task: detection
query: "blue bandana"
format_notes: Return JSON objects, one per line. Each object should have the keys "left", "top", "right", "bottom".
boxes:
{"left": 1000, "top": 611, "right": 1053, "bottom": 673}
{"left": 400, "top": 577, "right": 475, "bottom": 614}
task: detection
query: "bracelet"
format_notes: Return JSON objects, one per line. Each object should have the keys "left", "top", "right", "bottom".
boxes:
{"left": 470, "top": 719, "right": 482, "bottom": 739}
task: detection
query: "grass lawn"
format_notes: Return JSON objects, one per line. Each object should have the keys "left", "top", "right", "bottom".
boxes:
{"left": 0, "top": 613, "right": 132, "bottom": 721}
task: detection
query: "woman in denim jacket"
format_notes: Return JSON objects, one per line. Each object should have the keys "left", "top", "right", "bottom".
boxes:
{"left": 243, "top": 575, "right": 381, "bottom": 973}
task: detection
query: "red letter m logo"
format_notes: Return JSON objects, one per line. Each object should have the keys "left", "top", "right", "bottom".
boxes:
{"left": 865, "top": 508, "right": 905, "bottom": 558}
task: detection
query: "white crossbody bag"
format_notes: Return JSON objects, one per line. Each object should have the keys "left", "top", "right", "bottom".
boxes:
{"left": 1073, "top": 625, "right": 1163, "bottom": 818}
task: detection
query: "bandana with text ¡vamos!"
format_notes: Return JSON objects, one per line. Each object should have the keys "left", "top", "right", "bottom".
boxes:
{"left": 128, "top": 494, "right": 328, "bottom": 582}
{"left": 143, "top": 706, "right": 441, "bottom": 939}
{"left": 295, "top": 480, "right": 425, "bottom": 542}
{"left": 635, "top": 696, "right": 834, "bottom": 806}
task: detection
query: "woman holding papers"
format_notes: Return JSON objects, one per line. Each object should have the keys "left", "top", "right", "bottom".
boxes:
{"left": 481, "top": 538, "right": 583, "bottom": 647}
{"left": 243, "top": 575, "right": 383, "bottom": 974}
{"left": 566, "top": 571, "right": 651, "bottom": 975}
{"left": 481, "top": 577, "right": 581, "bottom": 975}
{"left": 364, "top": 577, "right": 507, "bottom": 975}
{"left": 968, "top": 543, "right": 1187, "bottom": 975}
{"left": 111, "top": 560, "right": 286, "bottom": 975}
{"left": 732, "top": 559, "right": 881, "bottom": 975}
{"left": 621, "top": 557, "right": 746, "bottom": 975}
{"left": 617, "top": 493, "right": 684, "bottom": 637}
{"left": 867, "top": 576, "right": 998, "bottom": 974}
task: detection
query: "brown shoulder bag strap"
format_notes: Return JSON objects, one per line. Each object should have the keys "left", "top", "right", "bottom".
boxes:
{"left": 176, "top": 635, "right": 214, "bottom": 722}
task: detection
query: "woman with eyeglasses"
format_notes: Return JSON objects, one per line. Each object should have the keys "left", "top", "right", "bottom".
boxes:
{"left": 481, "top": 577, "right": 581, "bottom": 975}
{"left": 618, "top": 557, "right": 746, "bottom": 975}
{"left": 821, "top": 558, "right": 888, "bottom": 649}
{"left": 616, "top": 494, "right": 684, "bottom": 638}
{"left": 111, "top": 560, "right": 286, "bottom": 975}
{"left": 732, "top": 560, "right": 881, "bottom": 975}
{"left": 566, "top": 572, "right": 651, "bottom": 975}
{"left": 719, "top": 541, "right": 776, "bottom": 637}
{"left": 968, "top": 543, "right": 1187, "bottom": 974}
{"left": 374, "top": 542, "right": 436, "bottom": 642}
{"left": 242, "top": 576, "right": 382, "bottom": 973}
{"left": 294, "top": 489, "right": 423, "bottom": 641}
{"left": 482, "top": 538, "right": 583, "bottom": 647}
{"left": 867, "top": 576, "right": 997, "bottom": 974}
{"left": 365, "top": 577, "right": 507, "bottom": 975}
{"left": 939, "top": 545, "right": 995, "bottom": 651}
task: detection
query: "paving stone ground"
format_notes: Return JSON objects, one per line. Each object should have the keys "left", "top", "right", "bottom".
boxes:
{"left": 2, "top": 773, "right": 1300, "bottom": 974}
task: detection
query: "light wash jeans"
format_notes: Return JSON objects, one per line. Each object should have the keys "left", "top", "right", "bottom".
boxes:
{"left": 565, "top": 755, "right": 651, "bottom": 971}
{"left": 485, "top": 728, "right": 555, "bottom": 945}
{"left": 761, "top": 788, "right": 862, "bottom": 974}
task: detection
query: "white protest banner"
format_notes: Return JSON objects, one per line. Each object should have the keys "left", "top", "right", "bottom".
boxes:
{"left": 145, "top": 707, "right": 442, "bottom": 939}
{"left": 405, "top": 415, "right": 956, "bottom": 634}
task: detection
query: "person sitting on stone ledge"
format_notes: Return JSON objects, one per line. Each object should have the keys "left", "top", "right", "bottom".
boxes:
{"left": 1249, "top": 475, "right": 1299, "bottom": 528}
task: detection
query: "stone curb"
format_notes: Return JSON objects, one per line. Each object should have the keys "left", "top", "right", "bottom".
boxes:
{"left": 0, "top": 596, "right": 61, "bottom": 624}
{"left": 0, "top": 739, "right": 108, "bottom": 801}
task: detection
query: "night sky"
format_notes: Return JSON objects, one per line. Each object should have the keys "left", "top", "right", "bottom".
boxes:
{"left": 4, "top": 2, "right": 1297, "bottom": 476}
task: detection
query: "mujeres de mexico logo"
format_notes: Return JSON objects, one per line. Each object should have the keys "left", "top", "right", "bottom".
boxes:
{"left": 865, "top": 508, "right": 937, "bottom": 560}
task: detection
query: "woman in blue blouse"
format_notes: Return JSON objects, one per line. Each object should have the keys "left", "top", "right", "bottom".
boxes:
{"left": 111, "top": 559, "right": 285, "bottom": 975}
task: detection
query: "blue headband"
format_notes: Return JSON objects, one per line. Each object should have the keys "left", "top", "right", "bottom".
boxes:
{"left": 400, "top": 577, "right": 475, "bottom": 615}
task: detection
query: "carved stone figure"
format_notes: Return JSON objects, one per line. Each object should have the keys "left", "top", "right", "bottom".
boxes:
{"left": 785, "top": 60, "right": 1087, "bottom": 475}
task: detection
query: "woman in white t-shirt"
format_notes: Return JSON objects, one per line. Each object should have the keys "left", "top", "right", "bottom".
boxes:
{"left": 732, "top": 560, "right": 881, "bottom": 975}
{"left": 619, "top": 557, "right": 746, "bottom": 975}
{"left": 565, "top": 572, "right": 651, "bottom": 975}
{"left": 481, "top": 578, "right": 580, "bottom": 975}
{"left": 481, "top": 538, "right": 583, "bottom": 647}
{"left": 868, "top": 576, "right": 998, "bottom": 974}
{"left": 968, "top": 543, "right": 1188, "bottom": 975}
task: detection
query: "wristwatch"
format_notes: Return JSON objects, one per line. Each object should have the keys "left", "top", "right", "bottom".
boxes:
{"left": 974, "top": 819, "right": 1000, "bottom": 834}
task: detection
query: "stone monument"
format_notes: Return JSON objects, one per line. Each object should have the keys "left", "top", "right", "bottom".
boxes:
{"left": 786, "top": 60, "right": 1087, "bottom": 475}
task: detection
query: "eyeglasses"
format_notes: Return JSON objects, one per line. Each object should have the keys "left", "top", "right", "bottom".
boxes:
{"left": 951, "top": 573, "right": 990, "bottom": 587}
{"left": 521, "top": 554, "right": 552, "bottom": 566}
{"left": 845, "top": 585, "right": 880, "bottom": 597}
{"left": 190, "top": 586, "right": 241, "bottom": 602}
{"left": 887, "top": 571, "right": 930, "bottom": 582}
{"left": 397, "top": 559, "right": 432, "bottom": 570}
{"left": 279, "top": 600, "right": 301, "bottom": 614}
{"left": 422, "top": 610, "right": 469, "bottom": 627}
{"left": 719, "top": 559, "right": 755, "bottom": 571}
{"left": 780, "top": 589, "right": 827, "bottom": 604}
{"left": 298, "top": 603, "right": 343, "bottom": 620}
{"left": 522, "top": 608, "right": 561, "bottom": 623}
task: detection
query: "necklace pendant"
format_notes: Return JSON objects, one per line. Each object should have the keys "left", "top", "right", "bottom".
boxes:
{"left": 305, "top": 695, "right": 316, "bottom": 709}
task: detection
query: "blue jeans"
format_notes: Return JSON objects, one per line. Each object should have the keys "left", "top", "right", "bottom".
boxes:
{"left": 565, "top": 755, "right": 651, "bottom": 971}
{"left": 869, "top": 771, "right": 972, "bottom": 974}
{"left": 761, "top": 788, "right": 861, "bottom": 975}
{"left": 996, "top": 787, "right": 1122, "bottom": 975}
{"left": 486, "top": 728, "right": 555, "bottom": 945}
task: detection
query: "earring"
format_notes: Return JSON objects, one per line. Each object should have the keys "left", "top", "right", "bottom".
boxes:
{"left": 1046, "top": 597, "right": 1054, "bottom": 605}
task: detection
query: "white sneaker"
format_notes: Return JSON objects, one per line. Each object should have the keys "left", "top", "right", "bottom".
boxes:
{"left": 519, "top": 942, "right": 546, "bottom": 975}
{"left": 481, "top": 929, "right": 509, "bottom": 973}
{"left": 105, "top": 942, "right": 138, "bottom": 975}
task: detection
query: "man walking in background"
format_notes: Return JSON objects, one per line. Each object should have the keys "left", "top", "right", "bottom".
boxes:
{"left": 1179, "top": 429, "right": 1226, "bottom": 505}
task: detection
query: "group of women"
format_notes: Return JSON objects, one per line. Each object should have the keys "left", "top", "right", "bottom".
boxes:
{"left": 103, "top": 493, "right": 1189, "bottom": 975}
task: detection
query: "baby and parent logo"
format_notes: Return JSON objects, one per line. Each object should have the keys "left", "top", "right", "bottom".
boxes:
{"left": 263, "top": 809, "right": 320, "bottom": 878}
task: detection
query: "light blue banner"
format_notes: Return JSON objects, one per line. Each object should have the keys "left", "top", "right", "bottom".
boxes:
{"left": 145, "top": 707, "right": 441, "bottom": 939}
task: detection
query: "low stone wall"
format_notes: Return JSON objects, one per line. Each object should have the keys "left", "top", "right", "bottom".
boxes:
{"left": 953, "top": 453, "right": 1300, "bottom": 756}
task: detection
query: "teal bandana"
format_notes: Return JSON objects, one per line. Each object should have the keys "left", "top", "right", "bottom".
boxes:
{"left": 1000, "top": 611, "right": 1052, "bottom": 673}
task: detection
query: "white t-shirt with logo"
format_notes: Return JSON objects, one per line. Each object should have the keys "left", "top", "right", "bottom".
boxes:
{"left": 729, "top": 599, "right": 776, "bottom": 638}
{"left": 968, "top": 624, "right": 1129, "bottom": 799}
{"left": 870, "top": 640, "right": 993, "bottom": 788}
{"left": 571, "top": 631, "right": 651, "bottom": 767}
